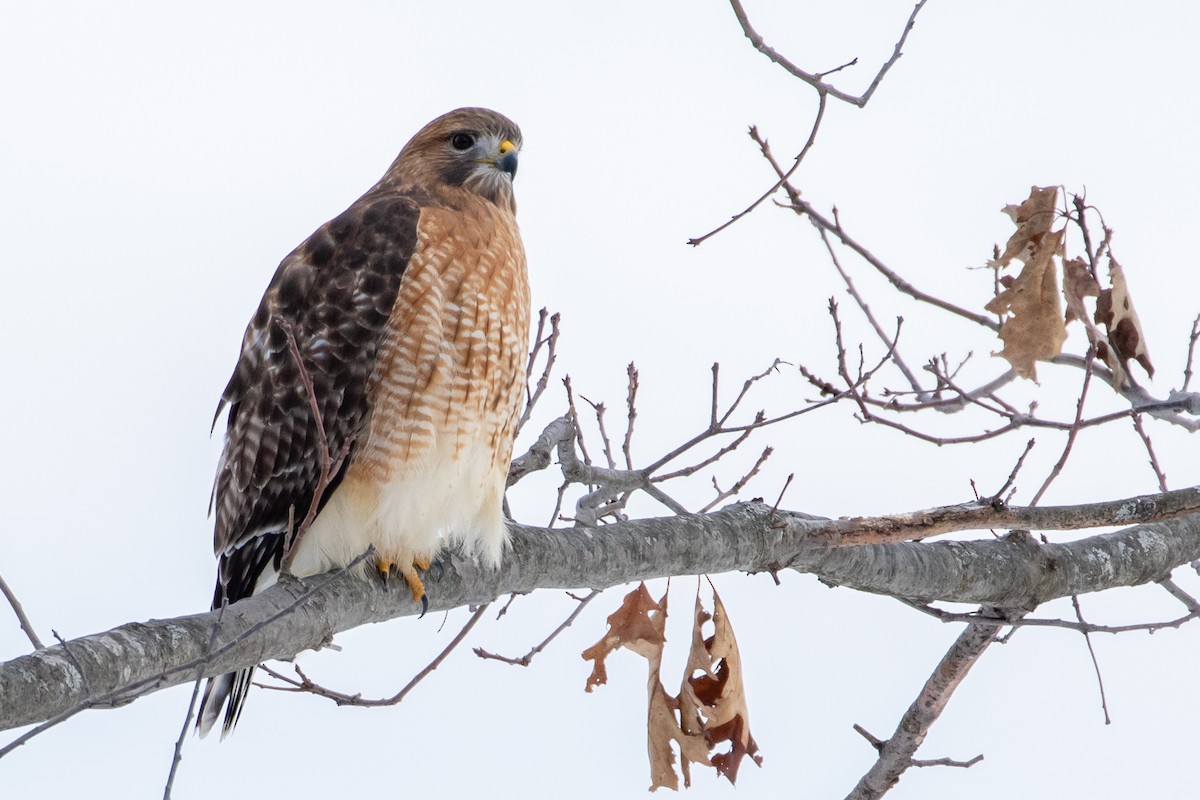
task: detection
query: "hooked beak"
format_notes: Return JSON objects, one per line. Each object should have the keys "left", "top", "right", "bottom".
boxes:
{"left": 495, "top": 139, "right": 518, "bottom": 178}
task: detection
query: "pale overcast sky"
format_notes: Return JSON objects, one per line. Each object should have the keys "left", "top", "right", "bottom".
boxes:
{"left": 2, "top": 2, "right": 1198, "bottom": 798}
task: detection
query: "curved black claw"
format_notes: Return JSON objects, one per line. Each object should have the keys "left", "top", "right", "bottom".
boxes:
{"left": 419, "top": 593, "right": 429, "bottom": 619}
{"left": 427, "top": 558, "right": 446, "bottom": 583}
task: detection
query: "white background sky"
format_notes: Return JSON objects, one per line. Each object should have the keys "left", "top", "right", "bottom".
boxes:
{"left": 2, "top": 2, "right": 1198, "bottom": 798}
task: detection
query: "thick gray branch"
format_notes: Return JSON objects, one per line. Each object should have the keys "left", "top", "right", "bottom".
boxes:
{"left": 3, "top": 503, "right": 1199, "bottom": 732}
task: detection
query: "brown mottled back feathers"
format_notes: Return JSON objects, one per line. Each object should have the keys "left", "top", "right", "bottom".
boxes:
{"left": 211, "top": 191, "right": 420, "bottom": 606}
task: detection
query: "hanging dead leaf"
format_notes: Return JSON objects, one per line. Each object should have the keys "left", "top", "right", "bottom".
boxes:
{"left": 984, "top": 186, "right": 1068, "bottom": 380}
{"left": 678, "top": 586, "right": 762, "bottom": 786}
{"left": 1094, "top": 255, "right": 1154, "bottom": 380}
{"left": 581, "top": 583, "right": 709, "bottom": 792}
{"left": 648, "top": 669, "right": 712, "bottom": 792}
{"left": 582, "top": 582, "right": 666, "bottom": 692}
{"left": 1062, "top": 256, "right": 1100, "bottom": 325}
{"left": 993, "top": 185, "right": 1059, "bottom": 271}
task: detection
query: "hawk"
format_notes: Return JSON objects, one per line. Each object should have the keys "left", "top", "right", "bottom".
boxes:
{"left": 197, "top": 108, "right": 529, "bottom": 737}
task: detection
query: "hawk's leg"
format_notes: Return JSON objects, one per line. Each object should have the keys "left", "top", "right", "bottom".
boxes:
{"left": 376, "top": 553, "right": 432, "bottom": 616}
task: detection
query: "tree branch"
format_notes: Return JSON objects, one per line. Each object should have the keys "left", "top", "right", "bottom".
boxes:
{"left": 846, "top": 620, "right": 1000, "bottom": 800}
{"left": 4, "top": 500, "right": 1200, "bottom": 733}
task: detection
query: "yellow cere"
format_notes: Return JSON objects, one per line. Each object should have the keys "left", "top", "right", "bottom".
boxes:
{"left": 499, "top": 139, "right": 516, "bottom": 155}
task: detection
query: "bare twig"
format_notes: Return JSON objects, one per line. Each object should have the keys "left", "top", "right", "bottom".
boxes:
{"left": 495, "top": 593, "right": 523, "bottom": 621}
{"left": 274, "top": 318, "right": 353, "bottom": 576}
{"left": 689, "top": 92, "right": 827, "bottom": 246}
{"left": 803, "top": 484, "right": 1200, "bottom": 545}
{"left": 508, "top": 416, "right": 574, "bottom": 487}
{"left": 1183, "top": 313, "right": 1200, "bottom": 392}
{"left": 163, "top": 603, "right": 226, "bottom": 800}
{"left": 1071, "top": 595, "right": 1111, "bottom": 725}
{"left": 851, "top": 724, "right": 983, "bottom": 770}
{"left": 475, "top": 589, "right": 600, "bottom": 666}
{"left": 727, "top": 0, "right": 928, "bottom": 107}
{"left": 623, "top": 362, "right": 639, "bottom": 470}
{"left": 1158, "top": 577, "right": 1200, "bottom": 614}
{"left": 846, "top": 619, "right": 1002, "bottom": 800}
{"left": 0, "top": 571, "right": 43, "bottom": 650}
{"left": 815, "top": 223, "right": 925, "bottom": 398}
{"left": 902, "top": 598, "right": 1200, "bottom": 635}
{"left": 518, "top": 309, "right": 561, "bottom": 432}
{"left": 700, "top": 446, "right": 774, "bottom": 513}
{"left": 1031, "top": 347, "right": 1096, "bottom": 505}
{"left": 1131, "top": 414, "right": 1169, "bottom": 492}
{"left": 257, "top": 603, "right": 489, "bottom": 707}
{"left": 988, "top": 439, "right": 1036, "bottom": 504}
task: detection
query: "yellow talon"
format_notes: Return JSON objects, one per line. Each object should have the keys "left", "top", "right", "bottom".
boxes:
{"left": 404, "top": 571, "right": 427, "bottom": 605}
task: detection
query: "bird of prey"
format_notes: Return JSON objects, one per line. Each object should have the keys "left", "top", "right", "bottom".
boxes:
{"left": 197, "top": 107, "right": 529, "bottom": 737}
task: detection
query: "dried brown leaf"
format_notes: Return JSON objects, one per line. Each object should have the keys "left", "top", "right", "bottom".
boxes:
{"left": 678, "top": 586, "right": 762, "bottom": 786}
{"left": 1062, "top": 256, "right": 1100, "bottom": 325}
{"left": 582, "top": 582, "right": 665, "bottom": 692}
{"left": 582, "top": 584, "right": 709, "bottom": 792}
{"left": 1095, "top": 256, "right": 1154, "bottom": 380}
{"left": 985, "top": 186, "right": 1068, "bottom": 380}
{"left": 993, "top": 185, "right": 1059, "bottom": 271}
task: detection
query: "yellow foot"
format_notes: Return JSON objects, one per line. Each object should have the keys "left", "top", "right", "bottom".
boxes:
{"left": 376, "top": 555, "right": 431, "bottom": 616}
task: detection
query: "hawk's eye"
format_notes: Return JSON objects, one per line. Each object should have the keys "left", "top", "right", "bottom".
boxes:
{"left": 450, "top": 133, "right": 475, "bottom": 151}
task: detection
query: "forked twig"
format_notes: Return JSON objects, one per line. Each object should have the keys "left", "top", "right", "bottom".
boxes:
{"left": 257, "top": 603, "right": 490, "bottom": 707}
{"left": 475, "top": 590, "right": 601, "bottom": 666}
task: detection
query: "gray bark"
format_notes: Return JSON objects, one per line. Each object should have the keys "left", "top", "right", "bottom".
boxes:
{"left": 2, "top": 502, "right": 1198, "bottom": 733}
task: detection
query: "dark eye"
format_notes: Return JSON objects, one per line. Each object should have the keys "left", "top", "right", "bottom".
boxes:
{"left": 450, "top": 132, "right": 475, "bottom": 151}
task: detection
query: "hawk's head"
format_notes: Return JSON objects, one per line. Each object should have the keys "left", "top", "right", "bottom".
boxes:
{"left": 385, "top": 107, "right": 522, "bottom": 213}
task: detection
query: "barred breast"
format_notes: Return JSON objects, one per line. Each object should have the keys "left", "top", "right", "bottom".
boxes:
{"left": 290, "top": 199, "right": 529, "bottom": 576}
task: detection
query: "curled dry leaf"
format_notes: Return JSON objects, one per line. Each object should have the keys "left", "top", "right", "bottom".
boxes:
{"left": 679, "top": 587, "right": 763, "bottom": 786}
{"left": 1062, "top": 257, "right": 1100, "bottom": 326}
{"left": 581, "top": 583, "right": 709, "bottom": 792}
{"left": 1095, "top": 256, "right": 1155, "bottom": 381}
{"left": 984, "top": 186, "right": 1068, "bottom": 380}
{"left": 583, "top": 583, "right": 762, "bottom": 791}
{"left": 582, "top": 582, "right": 666, "bottom": 692}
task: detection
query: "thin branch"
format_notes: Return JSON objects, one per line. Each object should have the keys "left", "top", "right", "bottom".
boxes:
{"left": 0, "top": 571, "right": 43, "bottom": 650}
{"left": 1031, "top": 346, "right": 1096, "bottom": 506}
{"left": 274, "top": 318, "right": 352, "bottom": 575}
{"left": 987, "top": 439, "right": 1036, "bottom": 504}
{"left": 902, "top": 598, "right": 1200, "bottom": 635}
{"left": 517, "top": 309, "right": 561, "bottom": 432}
{"left": 852, "top": 724, "right": 983, "bottom": 770}
{"left": 728, "top": 0, "right": 928, "bottom": 107}
{"left": 1071, "top": 595, "right": 1111, "bottom": 725}
{"left": 258, "top": 603, "right": 489, "bottom": 707}
{"left": 846, "top": 618, "right": 1002, "bottom": 800}
{"left": 700, "top": 446, "right": 774, "bottom": 513}
{"left": 1132, "top": 413, "right": 1169, "bottom": 493}
{"left": 508, "top": 416, "right": 573, "bottom": 488}
{"left": 1183, "top": 313, "right": 1200, "bottom": 392}
{"left": 804, "top": 484, "right": 1200, "bottom": 545}
{"left": 163, "top": 603, "right": 225, "bottom": 800}
{"left": 623, "top": 362, "right": 639, "bottom": 470}
{"left": 475, "top": 589, "right": 600, "bottom": 666}
{"left": 688, "top": 92, "right": 827, "bottom": 247}
{"left": 815, "top": 223, "right": 925, "bottom": 398}
{"left": 1159, "top": 577, "right": 1200, "bottom": 613}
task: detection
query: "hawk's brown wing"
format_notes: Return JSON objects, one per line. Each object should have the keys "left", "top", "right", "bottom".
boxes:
{"left": 199, "top": 191, "right": 421, "bottom": 736}
{"left": 211, "top": 190, "right": 423, "bottom": 605}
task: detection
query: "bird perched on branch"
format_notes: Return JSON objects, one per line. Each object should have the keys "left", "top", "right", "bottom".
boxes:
{"left": 197, "top": 107, "right": 529, "bottom": 737}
